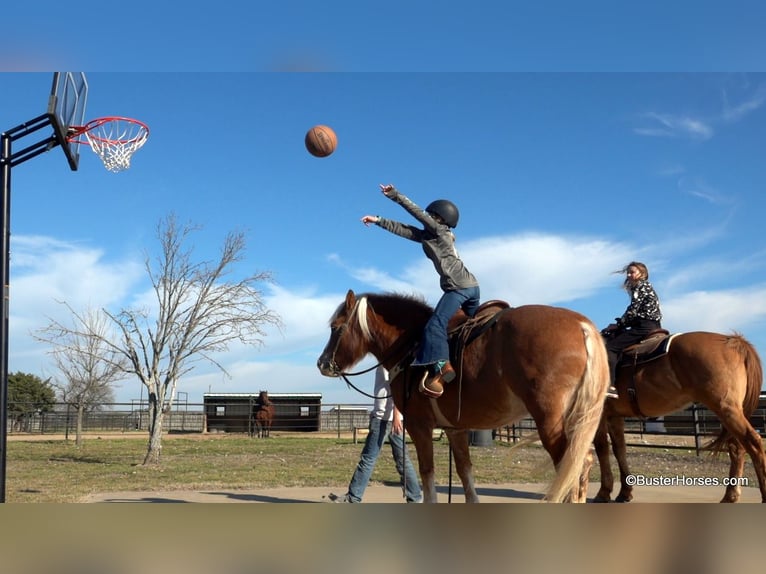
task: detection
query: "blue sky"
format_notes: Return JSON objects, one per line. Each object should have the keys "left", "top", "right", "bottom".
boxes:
{"left": 3, "top": 1, "right": 766, "bottom": 72}
{"left": 2, "top": 72, "right": 765, "bottom": 405}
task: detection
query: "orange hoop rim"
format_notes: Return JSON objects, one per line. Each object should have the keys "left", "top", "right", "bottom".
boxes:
{"left": 67, "top": 116, "right": 150, "bottom": 146}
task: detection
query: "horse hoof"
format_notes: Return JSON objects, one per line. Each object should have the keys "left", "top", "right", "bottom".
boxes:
{"left": 614, "top": 494, "right": 632, "bottom": 503}
{"left": 591, "top": 496, "right": 611, "bottom": 503}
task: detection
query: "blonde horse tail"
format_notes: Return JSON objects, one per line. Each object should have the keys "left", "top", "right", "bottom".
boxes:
{"left": 546, "top": 320, "right": 610, "bottom": 502}
{"left": 708, "top": 334, "right": 763, "bottom": 454}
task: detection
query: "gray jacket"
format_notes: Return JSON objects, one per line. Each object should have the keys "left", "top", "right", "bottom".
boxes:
{"left": 376, "top": 188, "right": 479, "bottom": 292}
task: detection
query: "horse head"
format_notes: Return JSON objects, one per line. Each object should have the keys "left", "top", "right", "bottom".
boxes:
{"left": 317, "top": 290, "right": 431, "bottom": 377}
{"left": 317, "top": 290, "right": 370, "bottom": 376}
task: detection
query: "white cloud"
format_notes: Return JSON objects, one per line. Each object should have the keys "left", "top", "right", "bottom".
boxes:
{"left": 179, "top": 358, "right": 372, "bottom": 406}
{"left": 676, "top": 176, "right": 735, "bottom": 205}
{"left": 721, "top": 84, "right": 766, "bottom": 123}
{"left": 462, "top": 234, "right": 632, "bottom": 305}
{"left": 8, "top": 235, "right": 144, "bottom": 382}
{"left": 663, "top": 286, "right": 766, "bottom": 333}
{"left": 635, "top": 112, "right": 714, "bottom": 141}
{"left": 345, "top": 233, "right": 635, "bottom": 306}
{"left": 636, "top": 82, "right": 765, "bottom": 144}
{"left": 9, "top": 230, "right": 766, "bottom": 405}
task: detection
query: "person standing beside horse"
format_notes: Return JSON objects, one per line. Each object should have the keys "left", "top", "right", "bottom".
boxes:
{"left": 601, "top": 261, "right": 663, "bottom": 398}
{"left": 329, "top": 366, "right": 422, "bottom": 503}
{"left": 361, "top": 183, "right": 480, "bottom": 398}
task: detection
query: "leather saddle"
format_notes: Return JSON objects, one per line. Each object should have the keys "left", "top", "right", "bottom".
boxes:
{"left": 389, "top": 301, "right": 511, "bottom": 386}
{"left": 448, "top": 299, "right": 510, "bottom": 332}
{"left": 618, "top": 330, "right": 675, "bottom": 368}
{"left": 447, "top": 300, "right": 512, "bottom": 362}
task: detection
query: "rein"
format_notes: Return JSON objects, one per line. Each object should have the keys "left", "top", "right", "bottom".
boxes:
{"left": 340, "top": 370, "right": 385, "bottom": 400}
{"left": 328, "top": 297, "right": 419, "bottom": 400}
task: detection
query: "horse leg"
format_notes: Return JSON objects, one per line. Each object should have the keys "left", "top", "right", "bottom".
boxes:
{"left": 444, "top": 429, "right": 480, "bottom": 503}
{"left": 575, "top": 448, "right": 594, "bottom": 503}
{"left": 609, "top": 417, "right": 634, "bottom": 503}
{"left": 537, "top": 416, "right": 596, "bottom": 503}
{"left": 407, "top": 423, "right": 438, "bottom": 503}
{"left": 713, "top": 406, "right": 766, "bottom": 503}
{"left": 721, "top": 439, "right": 745, "bottom": 503}
{"left": 592, "top": 417, "right": 614, "bottom": 502}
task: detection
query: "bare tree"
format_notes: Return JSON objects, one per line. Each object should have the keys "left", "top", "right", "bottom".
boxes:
{"left": 36, "top": 306, "right": 124, "bottom": 446}
{"left": 120, "top": 215, "right": 281, "bottom": 463}
{"left": 34, "top": 215, "right": 281, "bottom": 463}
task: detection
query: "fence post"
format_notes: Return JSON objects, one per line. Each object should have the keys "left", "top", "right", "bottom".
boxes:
{"left": 692, "top": 404, "right": 702, "bottom": 456}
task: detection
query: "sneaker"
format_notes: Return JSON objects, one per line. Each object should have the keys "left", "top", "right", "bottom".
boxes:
{"left": 327, "top": 492, "right": 351, "bottom": 503}
{"left": 606, "top": 385, "right": 619, "bottom": 399}
{"left": 418, "top": 361, "right": 455, "bottom": 398}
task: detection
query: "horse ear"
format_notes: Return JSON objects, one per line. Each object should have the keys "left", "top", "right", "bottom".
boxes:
{"left": 345, "top": 289, "right": 356, "bottom": 310}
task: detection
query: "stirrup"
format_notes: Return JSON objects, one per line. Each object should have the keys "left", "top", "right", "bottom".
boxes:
{"left": 418, "top": 371, "right": 444, "bottom": 398}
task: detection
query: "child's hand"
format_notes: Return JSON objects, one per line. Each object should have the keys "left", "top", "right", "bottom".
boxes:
{"left": 361, "top": 215, "right": 380, "bottom": 226}
{"left": 379, "top": 183, "right": 395, "bottom": 197}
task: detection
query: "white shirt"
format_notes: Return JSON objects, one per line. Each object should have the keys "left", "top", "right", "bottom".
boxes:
{"left": 371, "top": 367, "right": 394, "bottom": 422}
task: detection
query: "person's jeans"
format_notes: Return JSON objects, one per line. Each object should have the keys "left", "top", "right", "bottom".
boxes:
{"left": 346, "top": 416, "right": 422, "bottom": 502}
{"left": 414, "top": 285, "right": 480, "bottom": 366}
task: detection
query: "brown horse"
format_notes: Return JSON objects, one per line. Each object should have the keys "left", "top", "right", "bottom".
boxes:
{"left": 252, "top": 390, "right": 274, "bottom": 438}
{"left": 317, "top": 290, "right": 609, "bottom": 503}
{"left": 593, "top": 331, "right": 766, "bottom": 503}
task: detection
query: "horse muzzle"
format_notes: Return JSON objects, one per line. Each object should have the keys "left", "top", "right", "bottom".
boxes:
{"left": 316, "top": 357, "right": 340, "bottom": 377}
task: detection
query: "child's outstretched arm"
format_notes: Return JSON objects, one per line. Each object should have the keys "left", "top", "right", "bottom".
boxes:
{"left": 379, "top": 183, "right": 439, "bottom": 233}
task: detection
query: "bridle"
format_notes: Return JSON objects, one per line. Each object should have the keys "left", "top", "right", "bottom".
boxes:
{"left": 323, "top": 300, "right": 385, "bottom": 399}
{"left": 324, "top": 298, "right": 415, "bottom": 400}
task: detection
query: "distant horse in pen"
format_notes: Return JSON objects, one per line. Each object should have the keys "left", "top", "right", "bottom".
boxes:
{"left": 317, "top": 290, "right": 609, "bottom": 503}
{"left": 251, "top": 390, "right": 274, "bottom": 438}
{"left": 594, "top": 330, "right": 766, "bottom": 503}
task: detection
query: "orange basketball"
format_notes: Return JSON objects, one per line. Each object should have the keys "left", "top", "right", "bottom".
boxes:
{"left": 305, "top": 125, "right": 338, "bottom": 157}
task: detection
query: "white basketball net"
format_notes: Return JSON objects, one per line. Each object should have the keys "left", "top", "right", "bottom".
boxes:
{"left": 81, "top": 117, "right": 149, "bottom": 173}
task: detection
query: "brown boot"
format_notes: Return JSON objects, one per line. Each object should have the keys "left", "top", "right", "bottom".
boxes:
{"left": 418, "top": 361, "right": 456, "bottom": 398}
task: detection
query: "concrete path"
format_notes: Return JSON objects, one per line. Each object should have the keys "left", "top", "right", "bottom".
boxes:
{"left": 83, "top": 482, "right": 763, "bottom": 503}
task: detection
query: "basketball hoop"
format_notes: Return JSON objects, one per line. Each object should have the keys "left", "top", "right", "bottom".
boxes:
{"left": 68, "top": 117, "right": 149, "bottom": 173}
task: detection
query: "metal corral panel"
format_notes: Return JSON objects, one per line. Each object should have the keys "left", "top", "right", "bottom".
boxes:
{"left": 203, "top": 393, "right": 322, "bottom": 433}
{"left": 646, "top": 396, "right": 766, "bottom": 436}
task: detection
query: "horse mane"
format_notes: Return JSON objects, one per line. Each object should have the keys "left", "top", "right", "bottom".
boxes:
{"left": 330, "top": 291, "right": 432, "bottom": 342}
{"left": 358, "top": 292, "right": 432, "bottom": 339}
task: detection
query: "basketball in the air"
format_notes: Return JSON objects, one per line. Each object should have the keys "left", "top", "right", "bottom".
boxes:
{"left": 305, "top": 125, "right": 338, "bottom": 157}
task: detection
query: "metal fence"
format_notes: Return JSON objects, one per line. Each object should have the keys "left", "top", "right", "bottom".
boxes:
{"left": 8, "top": 397, "right": 766, "bottom": 456}
{"left": 6, "top": 401, "right": 371, "bottom": 436}
{"left": 496, "top": 397, "right": 766, "bottom": 455}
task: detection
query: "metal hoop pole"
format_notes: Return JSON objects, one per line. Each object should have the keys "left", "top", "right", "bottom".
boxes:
{"left": 0, "top": 131, "right": 11, "bottom": 503}
{"left": 0, "top": 112, "right": 66, "bottom": 503}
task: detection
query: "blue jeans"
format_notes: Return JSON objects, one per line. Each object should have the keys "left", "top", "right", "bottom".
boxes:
{"left": 414, "top": 286, "right": 480, "bottom": 366}
{"left": 346, "top": 416, "right": 422, "bottom": 503}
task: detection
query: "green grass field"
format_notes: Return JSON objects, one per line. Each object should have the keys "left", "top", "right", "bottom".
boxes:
{"left": 5, "top": 431, "right": 755, "bottom": 502}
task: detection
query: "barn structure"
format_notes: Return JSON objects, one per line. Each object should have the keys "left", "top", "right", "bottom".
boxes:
{"left": 203, "top": 392, "right": 322, "bottom": 433}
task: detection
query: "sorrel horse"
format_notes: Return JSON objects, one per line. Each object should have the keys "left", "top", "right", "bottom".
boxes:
{"left": 317, "top": 290, "right": 610, "bottom": 503}
{"left": 593, "top": 331, "right": 766, "bottom": 503}
{"left": 252, "top": 390, "right": 274, "bottom": 438}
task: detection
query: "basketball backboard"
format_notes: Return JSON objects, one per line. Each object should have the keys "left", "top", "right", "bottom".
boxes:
{"left": 47, "top": 72, "right": 88, "bottom": 171}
